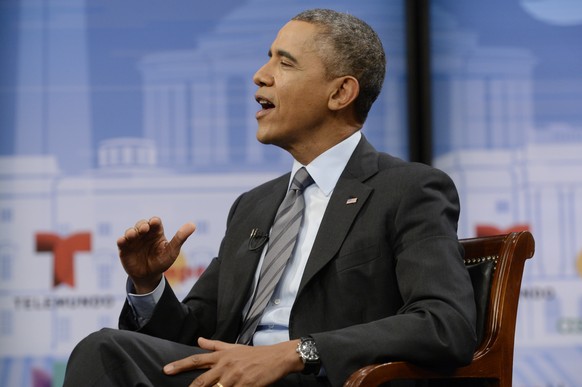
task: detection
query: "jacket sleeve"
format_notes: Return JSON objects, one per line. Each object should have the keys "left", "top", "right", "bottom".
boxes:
{"left": 118, "top": 257, "right": 222, "bottom": 345}
{"left": 312, "top": 166, "right": 478, "bottom": 386}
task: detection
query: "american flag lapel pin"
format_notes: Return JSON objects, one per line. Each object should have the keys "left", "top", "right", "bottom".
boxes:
{"left": 346, "top": 197, "right": 358, "bottom": 205}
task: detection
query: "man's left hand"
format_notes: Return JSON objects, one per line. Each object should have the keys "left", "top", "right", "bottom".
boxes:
{"left": 163, "top": 337, "right": 304, "bottom": 387}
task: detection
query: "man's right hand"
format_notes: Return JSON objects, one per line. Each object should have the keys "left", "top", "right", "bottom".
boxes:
{"left": 117, "top": 216, "right": 196, "bottom": 294}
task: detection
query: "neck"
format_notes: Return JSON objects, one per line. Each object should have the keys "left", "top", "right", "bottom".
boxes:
{"left": 289, "top": 125, "right": 360, "bottom": 165}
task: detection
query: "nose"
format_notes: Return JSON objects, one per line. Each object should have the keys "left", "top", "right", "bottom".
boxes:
{"left": 253, "top": 61, "right": 273, "bottom": 87}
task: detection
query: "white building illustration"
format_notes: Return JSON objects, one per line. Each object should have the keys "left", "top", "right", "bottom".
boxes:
{"left": 137, "top": 0, "right": 409, "bottom": 171}
{"left": 430, "top": 5, "right": 582, "bottom": 385}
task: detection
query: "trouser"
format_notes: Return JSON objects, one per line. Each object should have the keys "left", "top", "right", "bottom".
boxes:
{"left": 63, "top": 328, "right": 329, "bottom": 387}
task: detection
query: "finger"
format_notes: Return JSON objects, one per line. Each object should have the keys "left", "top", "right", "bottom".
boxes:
{"left": 121, "top": 218, "right": 149, "bottom": 241}
{"left": 116, "top": 235, "right": 128, "bottom": 249}
{"left": 189, "top": 367, "right": 224, "bottom": 387}
{"left": 145, "top": 216, "right": 164, "bottom": 235}
{"left": 189, "top": 369, "right": 224, "bottom": 387}
{"left": 123, "top": 226, "right": 138, "bottom": 240}
{"left": 117, "top": 219, "right": 153, "bottom": 249}
{"left": 134, "top": 219, "right": 151, "bottom": 235}
{"left": 133, "top": 218, "right": 148, "bottom": 229}
{"left": 197, "top": 337, "right": 234, "bottom": 352}
{"left": 148, "top": 216, "right": 162, "bottom": 227}
{"left": 163, "top": 352, "right": 212, "bottom": 375}
{"left": 118, "top": 226, "right": 145, "bottom": 251}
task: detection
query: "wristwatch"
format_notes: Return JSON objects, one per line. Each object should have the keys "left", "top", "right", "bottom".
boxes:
{"left": 296, "top": 336, "right": 321, "bottom": 375}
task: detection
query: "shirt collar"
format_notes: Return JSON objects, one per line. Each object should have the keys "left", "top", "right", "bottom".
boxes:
{"left": 290, "top": 131, "right": 361, "bottom": 197}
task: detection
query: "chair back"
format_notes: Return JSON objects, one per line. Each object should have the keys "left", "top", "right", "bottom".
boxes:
{"left": 344, "top": 231, "right": 535, "bottom": 387}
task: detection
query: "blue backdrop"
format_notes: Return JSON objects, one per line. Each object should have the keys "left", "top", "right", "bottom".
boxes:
{"left": 0, "top": 1, "right": 407, "bottom": 386}
{"left": 431, "top": 1, "right": 582, "bottom": 385}
{"left": 2, "top": 0, "right": 580, "bottom": 386}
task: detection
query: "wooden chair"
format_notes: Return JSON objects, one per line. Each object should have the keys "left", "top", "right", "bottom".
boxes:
{"left": 344, "top": 231, "right": 535, "bottom": 387}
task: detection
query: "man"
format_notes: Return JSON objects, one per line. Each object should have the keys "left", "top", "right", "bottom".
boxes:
{"left": 64, "top": 9, "right": 477, "bottom": 387}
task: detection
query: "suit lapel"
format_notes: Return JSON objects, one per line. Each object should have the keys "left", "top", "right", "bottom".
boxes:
{"left": 299, "top": 136, "right": 379, "bottom": 293}
{"left": 220, "top": 136, "right": 380, "bottom": 321}
{"left": 220, "top": 176, "right": 288, "bottom": 322}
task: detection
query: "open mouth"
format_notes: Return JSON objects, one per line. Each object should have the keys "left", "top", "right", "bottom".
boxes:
{"left": 256, "top": 96, "right": 276, "bottom": 110}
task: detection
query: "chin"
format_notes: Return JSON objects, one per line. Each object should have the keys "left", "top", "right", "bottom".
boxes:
{"left": 256, "top": 126, "right": 275, "bottom": 145}
{"left": 256, "top": 137, "right": 270, "bottom": 145}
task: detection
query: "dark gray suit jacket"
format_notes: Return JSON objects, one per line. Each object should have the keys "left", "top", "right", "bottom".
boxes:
{"left": 120, "top": 136, "right": 477, "bottom": 386}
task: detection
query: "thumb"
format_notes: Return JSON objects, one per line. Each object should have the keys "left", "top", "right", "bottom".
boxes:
{"left": 167, "top": 222, "right": 196, "bottom": 253}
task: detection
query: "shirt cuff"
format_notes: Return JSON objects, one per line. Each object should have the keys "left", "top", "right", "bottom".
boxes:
{"left": 126, "top": 276, "right": 165, "bottom": 327}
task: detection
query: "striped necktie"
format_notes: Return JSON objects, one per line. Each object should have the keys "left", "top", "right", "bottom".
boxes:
{"left": 237, "top": 167, "right": 314, "bottom": 344}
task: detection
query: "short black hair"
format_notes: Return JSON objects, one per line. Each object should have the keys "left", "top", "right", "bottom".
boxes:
{"left": 292, "top": 9, "right": 386, "bottom": 123}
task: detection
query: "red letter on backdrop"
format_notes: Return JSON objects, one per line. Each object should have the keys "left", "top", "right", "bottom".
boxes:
{"left": 36, "top": 232, "right": 92, "bottom": 287}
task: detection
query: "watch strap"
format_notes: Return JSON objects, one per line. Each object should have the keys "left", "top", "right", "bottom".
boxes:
{"left": 297, "top": 336, "right": 321, "bottom": 375}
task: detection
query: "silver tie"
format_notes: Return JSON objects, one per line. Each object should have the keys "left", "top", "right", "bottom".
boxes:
{"left": 237, "top": 167, "right": 314, "bottom": 344}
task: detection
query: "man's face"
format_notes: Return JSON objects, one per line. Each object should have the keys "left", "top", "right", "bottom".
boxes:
{"left": 253, "top": 21, "right": 335, "bottom": 153}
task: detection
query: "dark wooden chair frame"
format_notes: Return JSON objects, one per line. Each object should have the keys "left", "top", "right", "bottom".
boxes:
{"left": 344, "top": 231, "right": 535, "bottom": 387}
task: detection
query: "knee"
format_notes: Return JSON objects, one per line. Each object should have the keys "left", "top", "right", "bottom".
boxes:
{"left": 64, "top": 329, "right": 121, "bottom": 385}
{"left": 69, "top": 328, "right": 127, "bottom": 362}
{"left": 75, "top": 328, "right": 116, "bottom": 349}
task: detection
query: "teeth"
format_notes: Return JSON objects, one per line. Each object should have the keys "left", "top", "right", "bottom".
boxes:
{"left": 257, "top": 98, "right": 274, "bottom": 108}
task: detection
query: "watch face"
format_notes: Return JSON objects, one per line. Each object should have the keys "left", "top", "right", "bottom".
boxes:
{"left": 297, "top": 338, "right": 321, "bottom": 375}
{"left": 300, "top": 340, "right": 319, "bottom": 361}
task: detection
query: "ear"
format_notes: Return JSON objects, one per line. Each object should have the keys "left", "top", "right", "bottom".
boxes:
{"left": 328, "top": 76, "right": 359, "bottom": 112}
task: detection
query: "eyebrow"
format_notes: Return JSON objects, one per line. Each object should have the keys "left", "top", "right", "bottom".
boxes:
{"left": 268, "top": 49, "right": 299, "bottom": 65}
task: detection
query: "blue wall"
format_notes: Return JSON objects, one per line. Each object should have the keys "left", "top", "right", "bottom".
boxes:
{"left": 0, "top": 1, "right": 407, "bottom": 386}
{"left": 431, "top": 1, "right": 582, "bottom": 385}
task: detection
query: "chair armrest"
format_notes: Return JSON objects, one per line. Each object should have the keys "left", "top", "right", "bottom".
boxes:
{"left": 344, "top": 361, "right": 456, "bottom": 386}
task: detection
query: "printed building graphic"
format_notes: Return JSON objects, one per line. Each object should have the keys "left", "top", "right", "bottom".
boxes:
{"left": 137, "top": 0, "right": 409, "bottom": 171}
{"left": 0, "top": 150, "right": 273, "bottom": 356}
{"left": 13, "top": 0, "right": 92, "bottom": 175}
{"left": 1, "top": 2, "right": 409, "bottom": 384}
{"left": 430, "top": 4, "right": 582, "bottom": 385}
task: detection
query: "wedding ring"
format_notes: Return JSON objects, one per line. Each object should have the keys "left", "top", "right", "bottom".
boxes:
{"left": 215, "top": 383, "right": 224, "bottom": 387}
